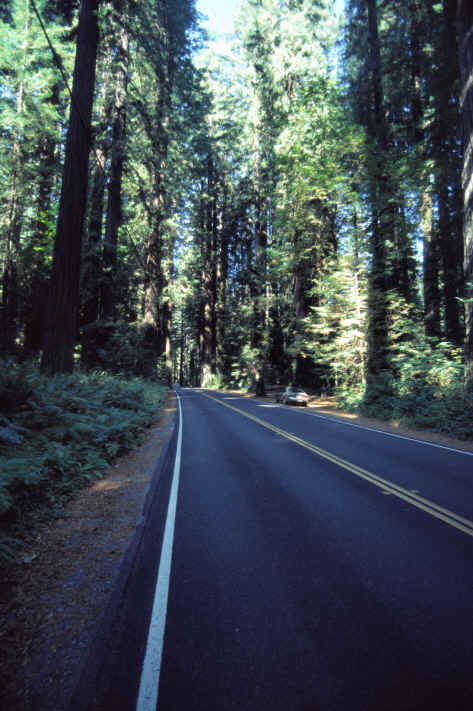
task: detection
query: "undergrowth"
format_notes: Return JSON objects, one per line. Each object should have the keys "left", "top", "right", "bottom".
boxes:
{"left": 337, "top": 382, "right": 473, "bottom": 440}
{"left": 0, "top": 359, "right": 168, "bottom": 563}
{"left": 330, "top": 296, "right": 473, "bottom": 440}
{"left": 334, "top": 339, "right": 473, "bottom": 440}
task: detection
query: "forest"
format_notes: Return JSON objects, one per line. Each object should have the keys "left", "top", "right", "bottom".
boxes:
{"left": 1, "top": 0, "right": 473, "bottom": 533}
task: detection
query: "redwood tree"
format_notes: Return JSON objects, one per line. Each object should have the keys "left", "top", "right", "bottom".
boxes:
{"left": 457, "top": 0, "right": 473, "bottom": 385}
{"left": 41, "top": 0, "right": 100, "bottom": 373}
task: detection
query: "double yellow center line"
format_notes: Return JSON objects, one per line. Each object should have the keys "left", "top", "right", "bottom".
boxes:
{"left": 202, "top": 392, "right": 473, "bottom": 539}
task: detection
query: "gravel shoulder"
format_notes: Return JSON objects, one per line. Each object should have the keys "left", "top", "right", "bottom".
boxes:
{"left": 0, "top": 390, "right": 177, "bottom": 711}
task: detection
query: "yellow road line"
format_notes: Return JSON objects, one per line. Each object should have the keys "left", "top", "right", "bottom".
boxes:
{"left": 201, "top": 392, "right": 473, "bottom": 539}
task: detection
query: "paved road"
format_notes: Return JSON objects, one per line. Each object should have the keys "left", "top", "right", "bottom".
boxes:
{"left": 80, "top": 387, "right": 473, "bottom": 710}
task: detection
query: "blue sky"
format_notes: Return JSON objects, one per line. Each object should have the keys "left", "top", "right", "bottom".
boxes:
{"left": 196, "top": 0, "right": 243, "bottom": 34}
{"left": 196, "top": 0, "right": 344, "bottom": 36}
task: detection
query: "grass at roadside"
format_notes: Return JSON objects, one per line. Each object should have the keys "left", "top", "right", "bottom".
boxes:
{"left": 0, "top": 359, "right": 168, "bottom": 563}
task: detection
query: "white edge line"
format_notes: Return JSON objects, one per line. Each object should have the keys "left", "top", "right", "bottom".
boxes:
{"left": 304, "top": 411, "right": 473, "bottom": 457}
{"left": 136, "top": 391, "right": 182, "bottom": 711}
{"left": 204, "top": 392, "right": 473, "bottom": 536}
{"left": 249, "top": 398, "right": 473, "bottom": 457}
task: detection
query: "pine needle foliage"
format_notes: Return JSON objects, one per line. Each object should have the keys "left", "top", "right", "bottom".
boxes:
{"left": 0, "top": 359, "right": 167, "bottom": 562}
{"left": 336, "top": 294, "right": 473, "bottom": 439}
{"left": 306, "top": 251, "right": 368, "bottom": 393}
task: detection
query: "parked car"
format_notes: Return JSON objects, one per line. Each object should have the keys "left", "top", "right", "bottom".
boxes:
{"left": 278, "top": 386, "right": 309, "bottom": 406}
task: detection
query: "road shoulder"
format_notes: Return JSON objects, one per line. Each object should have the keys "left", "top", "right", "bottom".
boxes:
{"left": 0, "top": 390, "right": 177, "bottom": 711}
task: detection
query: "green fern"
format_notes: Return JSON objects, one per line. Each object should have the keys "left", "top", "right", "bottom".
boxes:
{"left": 0, "top": 358, "right": 168, "bottom": 556}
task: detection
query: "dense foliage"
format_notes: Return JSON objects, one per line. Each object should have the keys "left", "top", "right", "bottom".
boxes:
{"left": 170, "top": 0, "right": 473, "bottom": 440}
{"left": 0, "top": 358, "right": 167, "bottom": 561}
{"left": 0, "top": 0, "right": 472, "bottom": 451}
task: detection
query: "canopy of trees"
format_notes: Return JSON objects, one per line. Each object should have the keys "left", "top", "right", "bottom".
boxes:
{"left": 1, "top": 0, "right": 473, "bottom": 434}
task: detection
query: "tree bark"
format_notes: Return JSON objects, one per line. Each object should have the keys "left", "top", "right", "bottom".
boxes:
{"left": 365, "top": 0, "right": 391, "bottom": 391}
{"left": 216, "top": 201, "right": 231, "bottom": 377}
{"left": 421, "top": 191, "right": 442, "bottom": 340}
{"left": 142, "top": 1, "right": 175, "bottom": 377}
{"left": 409, "top": 0, "right": 424, "bottom": 145}
{"left": 433, "top": 0, "right": 463, "bottom": 346}
{"left": 83, "top": 142, "right": 108, "bottom": 326}
{"left": 143, "top": 188, "right": 163, "bottom": 344}
{"left": 101, "top": 7, "right": 129, "bottom": 321}
{"left": 41, "top": 0, "right": 100, "bottom": 373}
{"left": 200, "top": 157, "right": 217, "bottom": 387}
{"left": 249, "top": 121, "right": 268, "bottom": 397}
{"left": 81, "top": 45, "right": 114, "bottom": 329}
{"left": 436, "top": 171, "right": 463, "bottom": 345}
{"left": 251, "top": 188, "right": 267, "bottom": 396}
{"left": 457, "top": 0, "right": 473, "bottom": 384}
{"left": 409, "top": 1, "right": 442, "bottom": 340}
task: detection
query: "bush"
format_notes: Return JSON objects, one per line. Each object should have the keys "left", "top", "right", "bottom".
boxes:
{"left": 156, "top": 354, "right": 173, "bottom": 386}
{"left": 0, "top": 358, "right": 35, "bottom": 412}
{"left": 338, "top": 332, "right": 473, "bottom": 439}
{"left": 327, "top": 293, "right": 473, "bottom": 440}
{"left": 0, "top": 359, "right": 168, "bottom": 563}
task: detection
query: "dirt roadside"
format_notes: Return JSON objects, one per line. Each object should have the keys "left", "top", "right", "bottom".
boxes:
{"left": 0, "top": 390, "right": 177, "bottom": 711}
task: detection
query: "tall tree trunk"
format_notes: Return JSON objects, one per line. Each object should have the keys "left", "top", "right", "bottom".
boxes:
{"left": 162, "top": 298, "right": 172, "bottom": 373}
{"left": 200, "top": 158, "right": 217, "bottom": 387}
{"left": 365, "top": 0, "right": 391, "bottom": 392}
{"left": 143, "top": 187, "right": 164, "bottom": 361}
{"left": 81, "top": 49, "right": 114, "bottom": 329}
{"left": 409, "top": 0, "right": 424, "bottom": 145}
{"left": 409, "top": 2, "right": 442, "bottom": 340}
{"left": 421, "top": 191, "right": 442, "bottom": 340}
{"left": 101, "top": 8, "right": 129, "bottom": 321}
{"left": 82, "top": 143, "right": 108, "bottom": 326}
{"left": 352, "top": 209, "right": 366, "bottom": 385}
{"left": 143, "top": 8, "right": 174, "bottom": 377}
{"left": 393, "top": 199, "right": 417, "bottom": 305}
{"left": 251, "top": 189, "right": 267, "bottom": 396}
{"left": 161, "top": 231, "right": 174, "bottom": 376}
{"left": 433, "top": 0, "right": 463, "bottom": 346}
{"left": 41, "top": 0, "right": 100, "bottom": 374}
{"left": 249, "top": 124, "right": 268, "bottom": 396}
{"left": 436, "top": 171, "right": 463, "bottom": 345}
{"left": 292, "top": 227, "right": 313, "bottom": 386}
{"left": 143, "top": 88, "right": 170, "bottom": 373}
{"left": 216, "top": 199, "right": 230, "bottom": 377}
{"left": 143, "top": 167, "right": 169, "bottom": 378}
{"left": 179, "top": 310, "right": 185, "bottom": 386}
{"left": 457, "top": 0, "right": 473, "bottom": 384}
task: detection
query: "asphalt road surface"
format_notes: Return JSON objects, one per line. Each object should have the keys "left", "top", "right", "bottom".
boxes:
{"left": 79, "top": 387, "right": 473, "bottom": 711}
